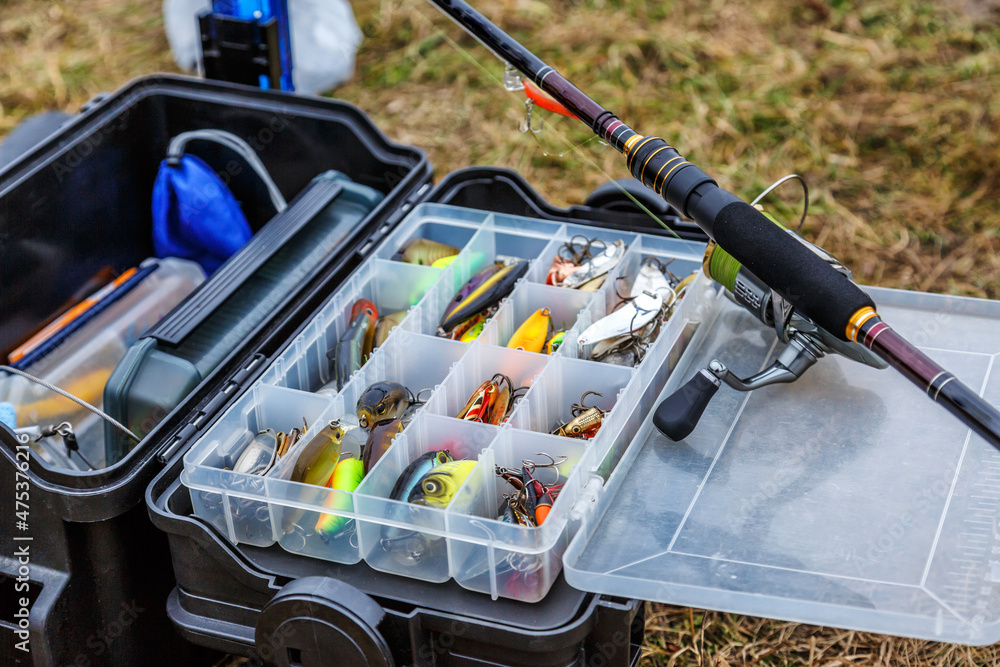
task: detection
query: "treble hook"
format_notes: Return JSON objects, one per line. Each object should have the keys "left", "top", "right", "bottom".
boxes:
{"left": 414, "top": 387, "right": 434, "bottom": 405}
{"left": 519, "top": 99, "right": 543, "bottom": 134}
{"left": 523, "top": 452, "right": 567, "bottom": 486}
{"left": 572, "top": 391, "right": 609, "bottom": 417}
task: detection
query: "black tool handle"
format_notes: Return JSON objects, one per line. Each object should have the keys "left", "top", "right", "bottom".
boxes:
{"left": 653, "top": 371, "right": 720, "bottom": 441}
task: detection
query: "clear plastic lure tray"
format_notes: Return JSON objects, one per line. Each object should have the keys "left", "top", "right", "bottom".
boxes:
{"left": 181, "top": 203, "right": 715, "bottom": 602}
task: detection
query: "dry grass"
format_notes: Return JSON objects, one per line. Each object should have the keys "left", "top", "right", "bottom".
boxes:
{"left": 3, "top": 0, "right": 1000, "bottom": 664}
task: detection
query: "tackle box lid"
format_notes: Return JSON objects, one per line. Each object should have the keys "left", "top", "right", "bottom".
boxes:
{"left": 0, "top": 74, "right": 432, "bottom": 515}
{"left": 563, "top": 284, "right": 1000, "bottom": 645}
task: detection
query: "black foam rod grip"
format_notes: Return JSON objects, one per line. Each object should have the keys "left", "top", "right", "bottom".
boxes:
{"left": 624, "top": 136, "right": 874, "bottom": 340}
{"left": 654, "top": 371, "right": 720, "bottom": 441}
{"left": 711, "top": 202, "right": 875, "bottom": 340}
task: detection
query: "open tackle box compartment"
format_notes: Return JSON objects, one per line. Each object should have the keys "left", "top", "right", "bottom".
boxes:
{"left": 0, "top": 75, "right": 430, "bottom": 665}
{"left": 173, "top": 202, "right": 710, "bottom": 604}
{"left": 145, "top": 164, "right": 699, "bottom": 665}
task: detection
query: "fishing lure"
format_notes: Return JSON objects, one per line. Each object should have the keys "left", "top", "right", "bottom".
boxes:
{"left": 630, "top": 258, "right": 675, "bottom": 301}
{"left": 356, "top": 381, "right": 415, "bottom": 429}
{"left": 534, "top": 488, "right": 554, "bottom": 525}
{"left": 232, "top": 428, "right": 277, "bottom": 475}
{"left": 362, "top": 418, "right": 404, "bottom": 475}
{"left": 439, "top": 261, "right": 529, "bottom": 335}
{"left": 457, "top": 374, "right": 514, "bottom": 425}
{"left": 332, "top": 300, "right": 378, "bottom": 390}
{"left": 459, "top": 317, "right": 485, "bottom": 343}
{"left": 275, "top": 425, "right": 305, "bottom": 459}
{"left": 393, "top": 237, "right": 461, "bottom": 266}
{"left": 290, "top": 421, "right": 346, "bottom": 486}
{"left": 374, "top": 309, "right": 407, "bottom": 348}
{"left": 314, "top": 456, "right": 365, "bottom": 539}
{"left": 352, "top": 299, "right": 379, "bottom": 360}
{"left": 494, "top": 454, "right": 566, "bottom": 527}
{"left": 575, "top": 275, "right": 607, "bottom": 292}
{"left": 576, "top": 291, "right": 662, "bottom": 348}
{"left": 561, "top": 240, "right": 626, "bottom": 289}
{"left": 457, "top": 377, "right": 496, "bottom": 422}
{"left": 440, "top": 263, "right": 502, "bottom": 327}
{"left": 507, "top": 308, "right": 551, "bottom": 353}
{"left": 545, "top": 256, "right": 579, "bottom": 286}
{"left": 432, "top": 255, "right": 458, "bottom": 268}
{"left": 595, "top": 347, "right": 640, "bottom": 367}
{"left": 407, "top": 459, "right": 477, "bottom": 508}
{"left": 389, "top": 450, "right": 454, "bottom": 501}
{"left": 545, "top": 330, "right": 565, "bottom": 355}
{"left": 551, "top": 391, "right": 608, "bottom": 439}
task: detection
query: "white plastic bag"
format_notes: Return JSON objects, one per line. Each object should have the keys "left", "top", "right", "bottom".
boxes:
{"left": 163, "top": 0, "right": 363, "bottom": 95}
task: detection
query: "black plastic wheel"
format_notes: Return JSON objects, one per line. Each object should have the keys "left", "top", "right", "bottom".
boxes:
{"left": 256, "top": 577, "right": 395, "bottom": 666}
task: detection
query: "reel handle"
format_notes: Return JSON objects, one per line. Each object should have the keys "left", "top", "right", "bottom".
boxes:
{"left": 653, "top": 369, "right": 720, "bottom": 441}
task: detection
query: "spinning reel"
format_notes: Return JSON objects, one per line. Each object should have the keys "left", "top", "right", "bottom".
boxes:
{"left": 653, "top": 218, "right": 886, "bottom": 441}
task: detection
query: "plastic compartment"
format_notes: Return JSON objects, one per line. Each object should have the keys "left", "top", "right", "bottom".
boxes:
{"left": 478, "top": 281, "right": 593, "bottom": 352}
{"left": 423, "top": 227, "right": 549, "bottom": 340}
{"left": 530, "top": 223, "right": 641, "bottom": 290}
{"left": 265, "top": 399, "right": 367, "bottom": 563}
{"left": 448, "top": 429, "right": 591, "bottom": 602}
{"left": 182, "top": 385, "right": 337, "bottom": 546}
{"left": 182, "top": 203, "right": 709, "bottom": 601}
{"left": 509, "top": 356, "right": 633, "bottom": 441}
{"left": 266, "top": 259, "right": 441, "bottom": 392}
{"left": 425, "top": 345, "right": 549, "bottom": 420}
{"left": 372, "top": 204, "right": 489, "bottom": 262}
{"left": 599, "top": 248, "right": 701, "bottom": 323}
{"left": 354, "top": 413, "right": 498, "bottom": 582}
{"left": 338, "top": 330, "right": 469, "bottom": 417}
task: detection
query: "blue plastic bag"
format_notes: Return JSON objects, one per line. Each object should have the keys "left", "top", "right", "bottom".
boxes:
{"left": 152, "top": 154, "right": 253, "bottom": 274}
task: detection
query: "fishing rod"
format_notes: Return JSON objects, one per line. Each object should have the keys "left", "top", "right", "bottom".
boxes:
{"left": 426, "top": 0, "right": 1000, "bottom": 449}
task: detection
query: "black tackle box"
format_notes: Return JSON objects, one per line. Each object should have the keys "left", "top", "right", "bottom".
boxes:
{"left": 0, "top": 76, "right": 701, "bottom": 666}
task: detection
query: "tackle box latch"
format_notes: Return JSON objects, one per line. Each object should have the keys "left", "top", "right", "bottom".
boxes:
{"left": 569, "top": 475, "right": 604, "bottom": 525}
{"left": 157, "top": 354, "right": 266, "bottom": 463}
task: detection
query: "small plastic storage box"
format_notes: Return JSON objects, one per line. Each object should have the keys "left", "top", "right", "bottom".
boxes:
{"left": 179, "top": 203, "right": 710, "bottom": 602}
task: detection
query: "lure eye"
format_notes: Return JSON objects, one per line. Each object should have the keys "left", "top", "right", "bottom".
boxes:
{"left": 378, "top": 403, "right": 386, "bottom": 415}
{"left": 423, "top": 479, "right": 441, "bottom": 494}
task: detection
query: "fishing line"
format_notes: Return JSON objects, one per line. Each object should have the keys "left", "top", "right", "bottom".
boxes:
{"left": 0, "top": 365, "right": 140, "bottom": 443}
{"left": 403, "top": 1, "right": 681, "bottom": 238}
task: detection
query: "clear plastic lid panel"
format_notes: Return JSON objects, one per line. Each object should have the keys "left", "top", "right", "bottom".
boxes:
{"left": 564, "top": 287, "right": 1000, "bottom": 645}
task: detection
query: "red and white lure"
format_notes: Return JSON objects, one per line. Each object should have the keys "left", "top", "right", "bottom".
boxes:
{"left": 504, "top": 65, "right": 577, "bottom": 133}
